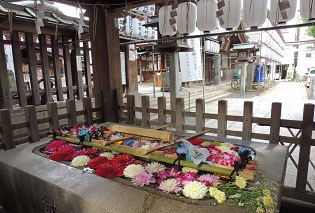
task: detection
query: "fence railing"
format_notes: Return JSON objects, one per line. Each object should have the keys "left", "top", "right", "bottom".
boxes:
{"left": 119, "top": 94, "right": 315, "bottom": 204}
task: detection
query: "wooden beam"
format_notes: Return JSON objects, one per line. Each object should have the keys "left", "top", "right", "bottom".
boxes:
{"left": 0, "top": 27, "right": 13, "bottom": 109}
{"left": 125, "top": 45, "right": 138, "bottom": 94}
{"left": 83, "top": 41, "right": 93, "bottom": 97}
{"left": 51, "top": 36, "right": 64, "bottom": 101}
{"left": 25, "top": 33, "right": 41, "bottom": 105}
{"left": 74, "top": 40, "right": 84, "bottom": 100}
{"left": 39, "top": 34, "right": 52, "bottom": 103}
{"left": 11, "top": 31, "right": 27, "bottom": 107}
{"left": 62, "top": 37, "right": 74, "bottom": 99}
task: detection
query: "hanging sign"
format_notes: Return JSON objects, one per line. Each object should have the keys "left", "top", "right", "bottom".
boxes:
{"left": 120, "top": 52, "right": 126, "bottom": 85}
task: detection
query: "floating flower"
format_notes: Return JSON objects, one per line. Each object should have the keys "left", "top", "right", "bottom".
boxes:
{"left": 132, "top": 172, "right": 155, "bottom": 187}
{"left": 198, "top": 174, "right": 220, "bottom": 186}
{"left": 178, "top": 172, "right": 196, "bottom": 186}
{"left": 235, "top": 176, "right": 247, "bottom": 189}
{"left": 189, "top": 138, "right": 204, "bottom": 146}
{"left": 209, "top": 187, "right": 219, "bottom": 197}
{"left": 99, "top": 151, "right": 115, "bottom": 160}
{"left": 71, "top": 155, "right": 90, "bottom": 167}
{"left": 229, "top": 194, "right": 241, "bottom": 199}
{"left": 85, "top": 148, "right": 100, "bottom": 158}
{"left": 72, "top": 150, "right": 87, "bottom": 158}
{"left": 182, "top": 181, "right": 208, "bottom": 199}
{"left": 263, "top": 195, "right": 274, "bottom": 208}
{"left": 214, "top": 190, "right": 226, "bottom": 203}
{"left": 94, "top": 161, "right": 125, "bottom": 178}
{"left": 145, "top": 162, "right": 166, "bottom": 174}
{"left": 49, "top": 147, "right": 76, "bottom": 162}
{"left": 45, "top": 140, "right": 66, "bottom": 153}
{"left": 112, "top": 153, "right": 134, "bottom": 166}
{"left": 87, "top": 156, "right": 109, "bottom": 169}
{"left": 182, "top": 167, "right": 198, "bottom": 173}
{"left": 158, "top": 178, "right": 182, "bottom": 194}
{"left": 123, "top": 164, "right": 145, "bottom": 178}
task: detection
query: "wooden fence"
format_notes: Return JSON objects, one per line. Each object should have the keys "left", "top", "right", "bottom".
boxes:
{"left": 119, "top": 95, "right": 315, "bottom": 203}
{"left": 0, "top": 97, "right": 102, "bottom": 151}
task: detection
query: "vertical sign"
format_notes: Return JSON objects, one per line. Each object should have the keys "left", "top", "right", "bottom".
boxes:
{"left": 120, "top": 52, "right": 126, "bottom": 85}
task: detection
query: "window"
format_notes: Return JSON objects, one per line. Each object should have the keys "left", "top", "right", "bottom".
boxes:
{"left": 306, "top": 53, "right": 312, "bottom": 58}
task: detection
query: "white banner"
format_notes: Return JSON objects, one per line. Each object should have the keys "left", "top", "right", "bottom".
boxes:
{"left": 179, "top": 29, "right": 202, "bottom": 82}
{"left": 120, "top": 52, "right": 126, "bottom": 85}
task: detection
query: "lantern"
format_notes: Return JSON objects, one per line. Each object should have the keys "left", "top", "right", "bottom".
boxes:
{"left": 117, "top": 18, "right": 124, "bottom": 35}
{"left": 233, "top": 43, "right": 258, "bottom": 63}
{"left": 159, "top": 5, "right": 177, "bottom": 36}
{"left": 197, "top": 0, "right": 217, "bottom": 33}
{"left": 146, "top": 4, "right": 155, "bottom": 16}
{"left": 204, "top": 40, "right": 210, "bottom": 52}
{"left": 177, "top": 1, "right": 197, "bottom": 35}
{"left": 218, "top": 0, "right": 242, "bottom": 30}
{"left": 243, "top": 0, "right": 268, "bottom": 29}
{"left": 124, "top": 15, "right": 132, "bottom": 37}
{"left": 131, "top": 18, "right": 139, "bottom": 38}
{"left": 270, "top": 0, "right": 297, "bottom": 24}
{"left": 300, "top": 0, "right": 315, "bottom": 20}
{"left": 140, "top": 20, "right": 146, "bottom": 39}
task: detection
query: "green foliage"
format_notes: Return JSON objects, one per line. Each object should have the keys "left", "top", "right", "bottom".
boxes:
{"left": 301, "top": 18, "right": 315, "bottom": 37}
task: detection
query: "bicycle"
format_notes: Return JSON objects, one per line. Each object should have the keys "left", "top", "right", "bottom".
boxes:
{"left": 231, "top": 76, "right": 241, "bottom": 89}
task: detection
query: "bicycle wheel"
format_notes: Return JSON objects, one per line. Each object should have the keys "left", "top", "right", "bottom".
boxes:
{"left": 231, "top": 80, "right": 239, "bottom": 89}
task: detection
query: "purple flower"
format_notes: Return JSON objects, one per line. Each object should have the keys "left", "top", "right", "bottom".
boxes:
{"left": 132, "top": 172, "right": 155, "bottom": 187}
{"left": 73, "top": 150, "right": 87, "bottom": 158}
{"left": 198, "top": 174, "right": 220, "bottom": 186}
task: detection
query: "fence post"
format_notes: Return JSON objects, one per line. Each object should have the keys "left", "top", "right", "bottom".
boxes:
{"left": 141, "top": 96, "right": 150, "bottom": 127}
{"left": 0, "top": 109, "right": 15, "bottom": 150}
{"left": 296, "top": 103, "right": 314, "bottom": 192}
{"left": 158, "top": 97, "right": 166, "bottom": 125}
{"left": 218, "top": 100, "right": 227, "bottom": 137}
{"left": 196, "top": 99, "right": 205, "bottom": 132}
{"left": 47, "top": 102, "right": 59, "bottom": 132}
{"left": 24, "top": 105, "right": 40, "bottom": 143}
{"left": 269, "top": 102, "right": 282, "bottom": 144}
{"left": 176, "top": 98, "right": 184, "bottom": 132}
{"left": 242, "top": 101, "right": 253, "bottom": 141}
{"left": 66, "top": 99, "right": 77, "bottom": 126}
{"left": 127, "top": 95, "right": 135, "bottom": 125}
{"left": 83, "top": 97, "right": 93, "bottom": 125}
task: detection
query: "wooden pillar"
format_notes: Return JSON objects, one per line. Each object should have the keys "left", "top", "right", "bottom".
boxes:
{"left": 39, "top": 34, "right": 52, "bottom": 103}
{"left": 125, "top": 45, "right": 138, "bottom": 94}
{"left": 73, "top": 40, "right": 84, "bottom": 100}
{"left": 0, "top": 27, "right": 13, "bottom": 109}
{"left": 83, "top": 41, "right": 93, "bottom": 97}
{"left": 88, "top": 6, "right": 123, "bottom": 122}
{"left": 51, "top": 36, "right": 64, "bottom": 101}
{"left": 63, "top": 37, "right": 74, "bottom": 100}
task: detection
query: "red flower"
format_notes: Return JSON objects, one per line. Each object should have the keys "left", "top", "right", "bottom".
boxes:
{"left": 85, "top": 148, "right": 100, "bottom": 158}
{"left": 190, "top": 138, "right": 204, "bottom": 146}
{"left": 87, "top": 156, "right": 109, "bottom": 169}
{"left": 112, "top": 153, "right": 134, "bottom": 166}
{"left": 45, "top": 140, "right": 66, "bottom": 153}
{"left": 49, "top": 147, "right": 76, "bottom": 162}
{"left": 94, "top": 161, "right": 125, "bottom": 178}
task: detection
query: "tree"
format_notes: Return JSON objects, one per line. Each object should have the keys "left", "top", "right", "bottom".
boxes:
{"left": 301, "top": 18, "right": 315, "bottom": 37}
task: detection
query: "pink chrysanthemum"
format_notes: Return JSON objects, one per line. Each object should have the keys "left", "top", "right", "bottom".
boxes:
{"left": 132, "top": 172, "right": 155, "bottom": 187}
{"left": 159, "top": 178, "right": 182, "bottom": 194}
{"left": 73, "top": 150, "right": 88, "bottom": 158}
{"left": 198, "top": 174, "right": 220, "bottom": 186}
{"left": 45, "top": 140, "right": 66, "bottom": 154}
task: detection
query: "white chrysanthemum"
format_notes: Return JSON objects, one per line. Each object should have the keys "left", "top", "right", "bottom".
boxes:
{"left": 140, "top": 144, "right": 151, "bottom": 150}
{"left": 217, "top": 143, "right": 234, "bottom": 152}
{"left": 159, "top": 178, "right": 182, "bottom": 193}
{"left": 182, "top": 181, "right": 208, "bottom": 199}
{"left": 110, "top": 135, "right": 123, "bottom": 140}
{"left": 182, "top": 167, "right": 198, "bottom": 173}
{"left": 99, "top": 152, "right": 115, "bottom": 160}
{"left": 70, "top": 155, "right": 90, "bottom": 167}
{"left": 123, "top": 164, "right": 145, "bottom": 178}
{"left": 145, "top": 162, "right": 166, "bottom": 174}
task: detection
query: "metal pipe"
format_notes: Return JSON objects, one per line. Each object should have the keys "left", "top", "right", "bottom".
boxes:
{"left": 202, "top": 37, "right": 205, "bottom": 99}
{"left": 181, "top": 87, "right": 191, "bottom": 109}
{"left": 152, "top": 45, "right": 155, "bottom": 97}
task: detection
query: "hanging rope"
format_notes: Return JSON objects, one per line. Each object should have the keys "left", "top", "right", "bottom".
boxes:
{"left": 162, "top": 0, "right": 169, "bottom": 35}
{"left": 55, "top": 2, "right": 59, "bottom": 40}
{"left": 309, "top": 0, "right": 314, "bottom": 20}
{"left": 8, "top": 0, "right": 12, "bottom": 34}
{"left": 275, "top": 0, "right": 281, "bottom": 25}
{"left": 185, "top": 2, "right": 189, "bottom": 34}
{"left": 93, "top": 5, "right": 98, "bottom": 41}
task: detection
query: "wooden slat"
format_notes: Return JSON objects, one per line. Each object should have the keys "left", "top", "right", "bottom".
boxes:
{"left": 47, "top": 102, "right": 59, "bottom": 131}
{"left": 296, "top": 104, "right": 314, "bottom": 192}
{"left": 196, "top": 99, "right": 205, "bottom": 132}
{"left": 0, "top": 109, "right": 15, "bottom": 150}
{"left": 24, "top": 105, "right": 40, "bottom": 143}
{"left": 204, "top": 113, "right": 217, "bottom": 119}
{"left": 14, "top": 136, "right": 30, "bottom": 146}
{"left": 39, "top": 34, "right": 52, "bottom": 103}
{"left": 92, "top": 106, "right": 102, "bottom": 113}
{"left": 148, "top": 108, "right": 158, "bottom": 113}
{"left": 83, "top": 41, "right": 93, "bottom": 97}
{"left": 242, "top": 101, "right": 253, "bottom": 140}
{"left": 11, "top": 122, "right": 28, "bottom": 130}
{"left": 37, "top": 117, "right": 50, "bottom": 124}
{"left": 0, "top": 27, "right": 13, "bottom": 109}
{"left": 11, "top": 31, "right": 27, "bottom": 107}
{"left": 83, "top": 97, "right": 93, "bottom": 125}
{"left": 58, "top": 114, "right": 69, "bottom": 120}
{"left": 63, "top": 38, "right": 74, "bottom": 99}
{"left": 141, "top": 96, "right": 150, "bottom": 127}
{"left": 269, "top": 102, "right": 282, "bottom": 144}
{"left": 51, "top": 35, "right": 64, "bottom": 101}
{"left": 127, "top": 95, "right": 135, "bottom": 125}
{"left": 182, "top": 111, "right": 196, "bottom": 117}
{"left": 76, "top": 110, "right": 86, "bottom": 116}
{"left": 25, "top": 33, "right": 40, "bottom": 105}
{"left": 74, "top": 40, "right": 84, "bottom": 100}
{"left": 226, "top": 115, "right": 243, "bottom": 122}
{"left": 217, "top": 100, "right": 227, "bottom": 137}
{"left": 134, "top": 107, "right": 142, "bottom": 112}
{"left": 176, "top": 98, "right": 184, "bottom": 132}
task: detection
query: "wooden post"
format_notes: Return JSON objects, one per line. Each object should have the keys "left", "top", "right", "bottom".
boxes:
{"left": 242, "top": 101, "right": 253, "bottom": 140}
{"left": 83, "top": 41, "right": 93, "bottom": 97}
{"left": 47, "top": 102, "right": 59, "bottom": 132}
{"left": 127, "top": 95, "right": 135, "bottom": 125}
{"left": 158, "top": 97, "right": 166, "bottom": 125}
{"left": 66, "top": 99, "right": 77, "bottom": 126}
{"left": 296, "top": 104, "right": 314, "bottom": 192}
{"left": 196, "top": 99, "right": 205, "bottom": 132}
{"left": 11, "top": 31, "right": 27, "bottom": 107}
{"left": 141, "top": 96, "right": 150, "bottom": 127}
{"left": 0, "top": 27, "right": 13, "bottom": 109}
{"left": 88, "top": 6, "right": 123, "bottom": 122}
{"left": 125, "top": 45, "right": 138, "bottom": 94}
{"left": 218, "top": 100, "right": 227, "bottom": 137}
{"left": 51, "top": 35, "right": 64, "bottom": 101}
{"left": 25, "top": 33, "right": 40, "bottom": 105}
{"left": 176, "top": 98, "right": 184, "bottom": 132}
{"left": 39, "top": 34, "right": 52, "bottom": 103}
{"left": 74, "top": 40, "right": 84, "bottom": 100}
{"left": 24, "top": 105, "right": 40, "bottom": 143}
{"left": 63, "top": 37, "right": 74, "bottom": 100}
{"left": 83, "top": 97, "right": 93, "bottom": 125}
{"left": 0, "top": 109, "right": 15, "bottom": 150}
{"left": 269, "top": 102, "right": 282, "bottom": 144}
